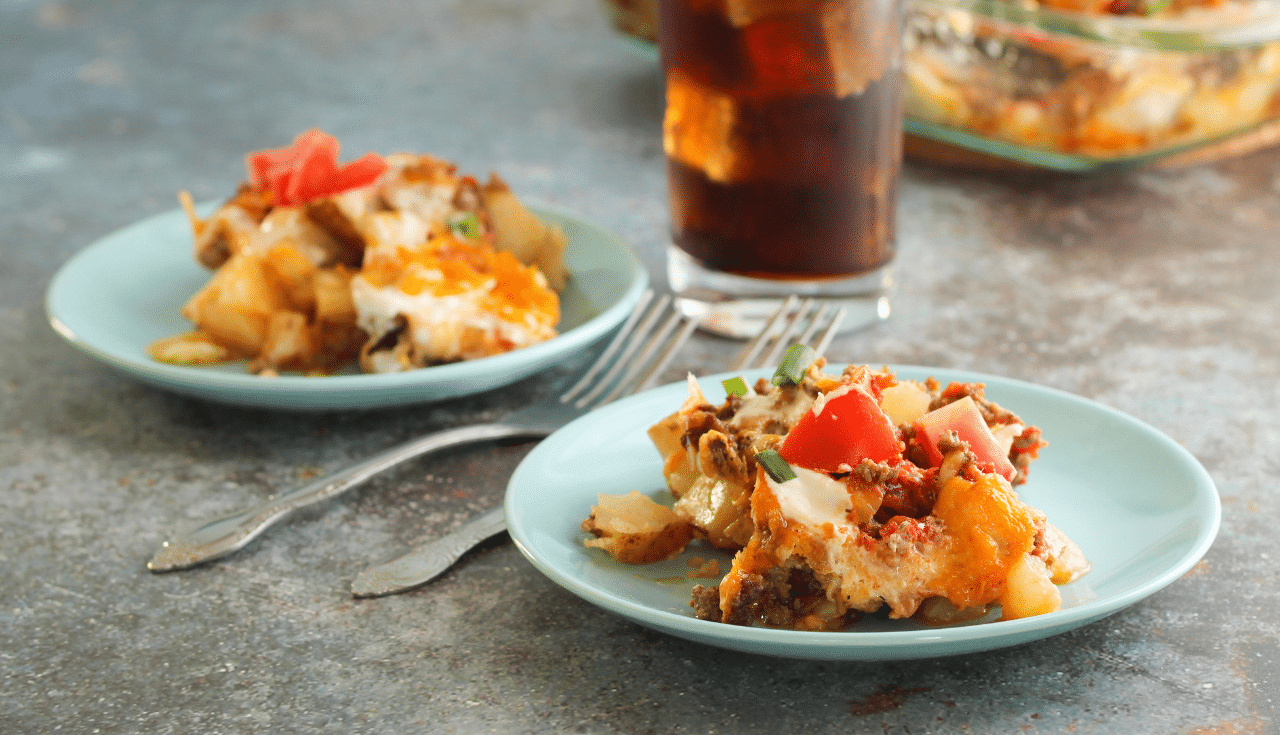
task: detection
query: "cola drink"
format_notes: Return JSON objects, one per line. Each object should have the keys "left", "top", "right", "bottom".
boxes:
{"left": 660, "top": 0, "right": 901, "bottom": 289}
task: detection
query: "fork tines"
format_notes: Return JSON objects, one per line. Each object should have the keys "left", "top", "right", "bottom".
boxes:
{"left": 562, "top": 292, "right": 845, "bottom": 412}
{"left": 561, "top": 290, "right": 702, "bottom": 409}
{"left": 730, "top": 296, "right": 847, "bottom": 372}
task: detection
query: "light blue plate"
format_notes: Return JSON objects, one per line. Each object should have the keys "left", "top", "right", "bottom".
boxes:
{"left": 506, "top": 366, "right": 1220, "bottom": 660}
{"left": 46, "top": 202, "right": 648, "bottom": 410}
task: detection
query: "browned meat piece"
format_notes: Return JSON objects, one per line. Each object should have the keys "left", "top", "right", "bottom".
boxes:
{"left": 690, "top": 584, "right": 723, "bottom": 622}
{"left": 1011, "top": 425, "right": 1049, "bottom": 484}
{"left": 874, "top": 460, "right": 935, "bottom": 521}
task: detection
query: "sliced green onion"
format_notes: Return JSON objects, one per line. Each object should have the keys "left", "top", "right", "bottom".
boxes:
{"left": 771, "top": 344, "right": 816, "bottom": 386}
{"left": 721, "top": 376, "right": 748, "bottom": 397}
{"left": 1144, "top": 0, "right": 1171, "bottom": 14}
{"left": 447, "top": 212, "right": 481, "bottom": 239}
{"left": 755, "top": 449, "right": 797, "bottom": 483}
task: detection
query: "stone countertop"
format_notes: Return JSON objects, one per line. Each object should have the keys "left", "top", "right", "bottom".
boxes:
{"left": 1, "top": 0, "right": 1276, "bottom": 733}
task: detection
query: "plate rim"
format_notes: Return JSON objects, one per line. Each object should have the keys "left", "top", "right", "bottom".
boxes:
{"left": 45, "top": 200, "right": 649, "bottom": 409}
{"left": 505, "top": 365, "right": 1222, "bottom": 659}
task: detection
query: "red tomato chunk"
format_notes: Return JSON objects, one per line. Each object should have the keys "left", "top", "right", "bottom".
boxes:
{"left": 780, "top": 386, "right": 902, "bottom": 473}
{"left": 245, "top": 129, "right": 386, "bottom": 206}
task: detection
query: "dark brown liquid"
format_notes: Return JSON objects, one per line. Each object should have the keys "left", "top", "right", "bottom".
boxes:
{"left": 660, "top": 0, "right": 901, "bottom": 280}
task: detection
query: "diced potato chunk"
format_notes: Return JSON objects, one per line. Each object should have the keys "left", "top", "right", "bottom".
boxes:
{"left": 182, "top": 252, "right": 285, "bottom": 353}
{"left": 312, "top": 266, "right": 357, "bottom": 324}
{"left": 263, "top": 242, "right": 317, "bottom": 313}
{"left": 1000, "top": 553, "right": 1062, "bottom": 619}
{"left": 1042, "top": 522, "right": 1093, "bottom": 585}
{"left": 879, "top": 381, "right": 932, "bottom": 426}
{"left": 257, "top": 310, "right": 317, "bottom": 371}
{"left": 673, "top": 475, "right": 753, "bottom": 550}
{"left": 582, "top": 491, "right": 695, "bottom": 564}
{"left": 481, "top": 175, "right": 568, "bottom": 291}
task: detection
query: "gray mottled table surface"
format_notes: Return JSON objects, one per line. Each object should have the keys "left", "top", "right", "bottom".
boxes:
{"left": 2, "top": 0, "right": 1276, "bottom": 733}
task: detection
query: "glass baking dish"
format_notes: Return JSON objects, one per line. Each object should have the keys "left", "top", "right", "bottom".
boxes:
{"left": 599, "top": 0, "right": 1280, "bottom": 170}
{"left": 904, "top": 0, "right": 1280, "bottom": 169}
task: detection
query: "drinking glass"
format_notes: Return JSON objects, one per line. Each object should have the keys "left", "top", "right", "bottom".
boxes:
{"left": 659, "top": 0, "right": 901, "bottom": 337}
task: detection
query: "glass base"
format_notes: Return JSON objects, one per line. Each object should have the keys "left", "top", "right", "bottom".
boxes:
{"left": 667, "top": 245, "right": 893, "bottom": 339}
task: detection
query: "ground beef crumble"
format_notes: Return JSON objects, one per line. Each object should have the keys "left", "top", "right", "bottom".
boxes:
{"left": 690, "top": 584, "right": 723, "bottom": 622}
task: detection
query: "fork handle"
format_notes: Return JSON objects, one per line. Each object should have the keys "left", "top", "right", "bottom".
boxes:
{"left": 350, "top": 505, "right": 507, "bottom": 597}
{"left": 147, "top": 423, "right": 549, "bottom": 573}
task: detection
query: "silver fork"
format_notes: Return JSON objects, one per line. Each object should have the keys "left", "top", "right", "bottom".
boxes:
{"left": 147, "top": 289, "right": 700, "bottom": 573}
{"left": 349, "top": 294, "right": 846, "bottom": 597}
